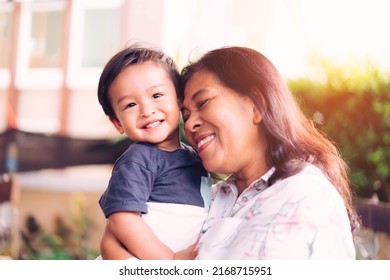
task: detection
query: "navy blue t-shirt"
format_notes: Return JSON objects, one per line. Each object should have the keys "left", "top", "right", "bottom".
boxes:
{"left": 99, "top": 142, "right": 207, "bottom": 218}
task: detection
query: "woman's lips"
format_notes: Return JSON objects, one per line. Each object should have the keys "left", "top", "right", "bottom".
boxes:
{"left": 196, "top": 134, "right": 215, "bottom": 153}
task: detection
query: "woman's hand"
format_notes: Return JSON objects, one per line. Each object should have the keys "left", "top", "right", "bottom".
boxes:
{"left": 174, "top": 238, "right": 199, "bottom": 260}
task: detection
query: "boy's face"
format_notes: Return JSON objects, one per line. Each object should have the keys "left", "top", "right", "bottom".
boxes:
{"left": 108, "top": 62, "right": 181, "bottom": 151}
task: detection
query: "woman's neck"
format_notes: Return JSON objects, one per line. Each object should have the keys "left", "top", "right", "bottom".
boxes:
{"left": 234, "top": 162, "right": 269, "bottom": 195}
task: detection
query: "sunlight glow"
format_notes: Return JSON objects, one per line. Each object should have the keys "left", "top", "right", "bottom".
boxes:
{"left": 265, "top": 0, "right": 390, "bottom": 78}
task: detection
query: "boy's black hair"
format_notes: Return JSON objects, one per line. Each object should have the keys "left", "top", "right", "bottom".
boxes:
{"left": 98, "top": 44, "right": 180, "bottom": 119}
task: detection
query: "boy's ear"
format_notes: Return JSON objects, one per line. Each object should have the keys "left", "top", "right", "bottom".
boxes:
{"left": 109, "top": 116, "right": 125, "bottom": 134}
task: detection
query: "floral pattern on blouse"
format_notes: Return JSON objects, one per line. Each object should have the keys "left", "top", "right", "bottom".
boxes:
{"left": 196, "top": 164, "right": 355, "bottom": 260}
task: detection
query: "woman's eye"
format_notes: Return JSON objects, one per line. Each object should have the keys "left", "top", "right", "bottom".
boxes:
{"left": 182, "top": 113, "right": 189, "bottom": 123}
{"left": 197, "top": 98, "right": 210, "bottom": 109}
{"left": 153, "top": 93, "right": 162, "bottom": 99}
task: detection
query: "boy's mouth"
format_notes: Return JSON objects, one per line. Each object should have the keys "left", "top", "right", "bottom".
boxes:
{"left": 144, "top": 120, "right": 162, "bottom": 129}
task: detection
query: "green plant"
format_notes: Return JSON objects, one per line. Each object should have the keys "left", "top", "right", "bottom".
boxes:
{"left": 20, "top": 194, "right": 100, "bottom": 260}
{"left": 289, "top": 61, "right": 390, "bottom": 201}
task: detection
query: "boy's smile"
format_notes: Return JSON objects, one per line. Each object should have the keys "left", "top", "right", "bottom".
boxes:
{"left": 108, "top": 62, "right": 181, "bottom": 151}
{"left": 143, "top": 120, "right": 163, "bottom": 129}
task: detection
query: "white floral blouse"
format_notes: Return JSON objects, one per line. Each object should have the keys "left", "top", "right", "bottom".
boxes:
{"left": 196, "top": 164, "right": 355, "bottom": 259}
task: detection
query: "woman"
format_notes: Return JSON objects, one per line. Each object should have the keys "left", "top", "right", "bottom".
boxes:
{"left": 180, "top": 46, "right": 359, "bottom": 259}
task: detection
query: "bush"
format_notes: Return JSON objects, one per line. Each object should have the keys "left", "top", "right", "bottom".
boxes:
{"left": 289, "top": 62, "right": 390, "bottom": 202}
{"left": 19, "top": 195, "right": 100, "bottom": 260}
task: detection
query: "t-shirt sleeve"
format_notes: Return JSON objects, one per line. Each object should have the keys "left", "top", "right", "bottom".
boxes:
{"left": 99, "top": 160, "right": 155, "bottom": 218}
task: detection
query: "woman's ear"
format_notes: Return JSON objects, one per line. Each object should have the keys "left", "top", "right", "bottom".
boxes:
{"left": 253, "top": 106, "right": 262, "bottom": 124}
{"left": 249, "top": 88, "right": 266, "bottom": 125}
{"left": 109, "top": 116, "right": 125, "bottom": 134}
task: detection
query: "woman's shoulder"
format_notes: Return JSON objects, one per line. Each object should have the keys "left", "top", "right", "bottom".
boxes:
{"left": 264, "top": 164, "right": 351, "bottom": 229}
{"left": 278, "top": 163, "right": 347, "bottom": 214}
{"left": 271, "top": 163, "right": 343, "bottom": 205}
{"left": 284, "top": 163, "right": 332, "bottom": 188}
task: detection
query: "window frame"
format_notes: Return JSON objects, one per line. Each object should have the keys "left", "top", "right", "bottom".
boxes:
{"left": 67, "top": 0, "right": 124, "bottom": 89}
{"left": 15, "top": 0, "right": 66, "bottom": 90}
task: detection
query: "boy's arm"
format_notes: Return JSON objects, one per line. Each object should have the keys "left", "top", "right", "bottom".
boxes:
{"left": 108, "top": 211, "right": 175, "bottom": 260}
{"left": 100, "top": 223, "right": 134, "bottom": 260}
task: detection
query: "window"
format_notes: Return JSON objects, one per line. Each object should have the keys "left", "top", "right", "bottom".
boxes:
{"left": 82, "top": 8, "right": 120, "bottom": 68}
{"left": 16, "top": 0, "right": 66, "bottom": 90}
{"left": 0, "top": 7, "right": 12, "bottom": 69}
{"left": 67, "top": 0, "right": 123, "bottom": 88}
{"left": 29, "top": 9, "right": 64, "bottom": 68}
{"left": 0, "top": 2, "right": 12, "bottom": 90}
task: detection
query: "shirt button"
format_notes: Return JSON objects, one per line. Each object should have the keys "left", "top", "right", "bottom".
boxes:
{"left": 241, "top": 197, "right": 248, "bottom": 203}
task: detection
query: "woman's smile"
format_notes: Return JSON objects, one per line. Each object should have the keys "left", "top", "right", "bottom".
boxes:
{"left": 196, "top": 134, "right": 215, "bottom": 153}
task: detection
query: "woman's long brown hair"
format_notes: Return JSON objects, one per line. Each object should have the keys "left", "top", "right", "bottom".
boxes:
{"left": 181, "top": 46, "right": 360, "bottom": 234}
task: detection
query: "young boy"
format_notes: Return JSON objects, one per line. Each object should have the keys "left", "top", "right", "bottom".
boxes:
{"left": 97, "top": 45, "right": 210, "bottom": 259}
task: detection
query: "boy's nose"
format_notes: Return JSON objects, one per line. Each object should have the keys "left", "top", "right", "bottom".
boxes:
{"left": 140, "top": 110, "right": 154, "bottom": 118}
{"left": 139, "top": 102, "right": 155, "bottom": 118}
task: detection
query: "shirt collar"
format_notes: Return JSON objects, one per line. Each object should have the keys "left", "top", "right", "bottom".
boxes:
{"left": 216, "top": 167, "right": 276, "bottom": 194}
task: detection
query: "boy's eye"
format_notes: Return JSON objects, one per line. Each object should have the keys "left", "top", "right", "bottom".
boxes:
{"left": 125, "top": 102, "right": 136, "bottom": 109}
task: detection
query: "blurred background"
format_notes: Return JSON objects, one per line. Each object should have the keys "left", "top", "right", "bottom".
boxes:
{"left": 0, "top": 0, "right": 389, "bottom": 259}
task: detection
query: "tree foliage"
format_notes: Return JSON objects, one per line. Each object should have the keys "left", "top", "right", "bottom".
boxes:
{"left": 289, "top": 63, "right": 390, "bottom": 201}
